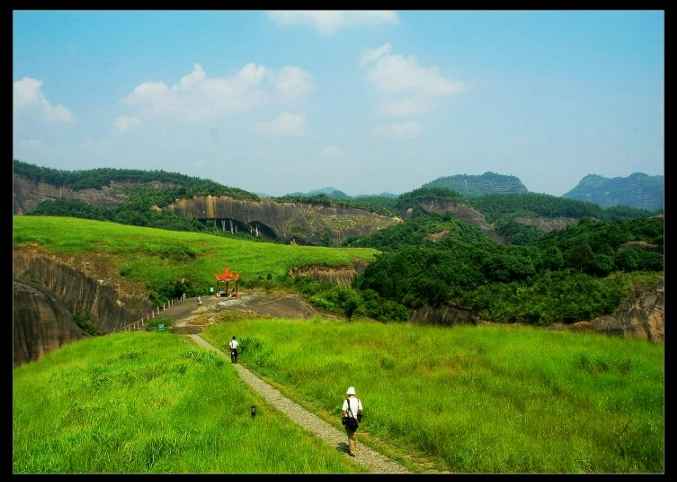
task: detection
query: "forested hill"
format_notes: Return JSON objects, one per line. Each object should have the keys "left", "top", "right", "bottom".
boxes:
{"left": 564, "top": 173, "right": 664, "bottom": 211}
{"left": 285, "top": 187, "right": 351, "bottom": 200}
{"left": 13, "top": 160, "right": 258, "bottom": 201}
{"left": 422, "top": 171, "right": 529, "bottom": 197}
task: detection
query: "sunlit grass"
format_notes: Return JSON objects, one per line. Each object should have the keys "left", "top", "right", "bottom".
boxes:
{"left": 13, "top": 331, "right": 363, "bottom": 473}
{"left": 203, "top": 318, "right": 664, "bottom": 473}
{"left": 13, "top": 216, "right": 377, "bottom": 291}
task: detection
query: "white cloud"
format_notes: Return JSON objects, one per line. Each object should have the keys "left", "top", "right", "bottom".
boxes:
{"left": 359, "top": 42, "right": 393, "bottom": 67}
{"left": 320, "top": 145, "right": 344, "bottom": 158}
{"left": 275, "top": 66, "right": 314, "bottom": 101}
{"left": 363, "top": 47, "right": 463, "bottom": 96}
{"left": 360, "top": 43, "right": 463, "bottom": 118}
{"left": 373, "top": 121, "right": 422, "bottom": 140}
{"left": 114, "top": 115, "right": 142, "bottom": 132}
{"left": 256, "top": 112, "right": 305, "bottom": 137}
{"left": 266, "top": 11, "right": 398, "bottom": 35}
{"left": 13, "top": 77, "right": 74, "bottom": 123}
{"left": 122, "top": 63, "right": 313, "bottom": 123}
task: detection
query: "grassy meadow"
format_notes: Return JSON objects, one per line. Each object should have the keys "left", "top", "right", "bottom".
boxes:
{"left": 13, "top": 331, "right": 362, "bottom": 473}
{"left": 13, "top": 216, "right": 377, "bottom": 297}
{"left": 203, "top": 318, "right": 664, "bottom": 473}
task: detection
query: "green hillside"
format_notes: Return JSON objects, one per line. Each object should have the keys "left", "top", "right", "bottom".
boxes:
{"left": 564, "top": 173, "right": 664, "bottom": 211}
{"left": 13, "top": 331, "right": 361, "bottom": 473}
{"left": 14, "top": 159, "right": 258, "bottom": 200}
{"left": 13, "top": 216, "right": 377, "bottom": 304}
{"left": 203, "top": 318, "right": 664, "bottom": 473}
{"left": 422, "top": 172, "right": 528, "bottom": 197}
{"left": 349, "top": 213, "right": 662, "bottom": 325}
{"left": 285, "top": 187, "right": 351, "bottom": 200}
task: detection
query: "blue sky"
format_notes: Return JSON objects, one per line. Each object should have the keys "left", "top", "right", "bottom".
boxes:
{"left": 13, "top": 10, "right": 664, "bottom": 196}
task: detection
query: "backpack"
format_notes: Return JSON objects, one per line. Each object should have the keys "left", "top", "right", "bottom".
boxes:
{"left": 342, "top": 398, "right": 359, "bottom": 431}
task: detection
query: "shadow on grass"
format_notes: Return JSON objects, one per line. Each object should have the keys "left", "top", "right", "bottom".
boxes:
{"left": 336, "top": 442, "right": 350, "bottom": 454}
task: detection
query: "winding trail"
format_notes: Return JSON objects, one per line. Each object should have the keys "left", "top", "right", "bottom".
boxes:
{"left": 187, "top": 333, "right": 409, "bottom": 474}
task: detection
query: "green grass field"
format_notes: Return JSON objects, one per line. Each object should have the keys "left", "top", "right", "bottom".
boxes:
{"left": 13, "top": 216, "right": 377, "bottom": 296}
{"left": 13, "top": 331, "right": 362, "bottom": 473}
{"left": 203, "top": 318, "right": 664, "bottom": 473}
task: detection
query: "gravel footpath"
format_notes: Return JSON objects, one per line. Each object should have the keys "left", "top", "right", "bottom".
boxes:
{"left": 187, "top": 334, "right": 409, "bottom": 474}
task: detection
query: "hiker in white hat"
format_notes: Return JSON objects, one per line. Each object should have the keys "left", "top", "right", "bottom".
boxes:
{"left": 341, "top": 386, "right": 363, "bottom": 456}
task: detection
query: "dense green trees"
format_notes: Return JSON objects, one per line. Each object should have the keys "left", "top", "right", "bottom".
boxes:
{"left": 354, "top": 216, "right": 663, "bottom": 325}
{"left": 14, "top": 160, "right": 258, "bottom": 201}
{"left": 468, "top": 192, "right": 655, "bottom": 222}
{"left": 289, "top": 278, "right": 409, "bottom": 322}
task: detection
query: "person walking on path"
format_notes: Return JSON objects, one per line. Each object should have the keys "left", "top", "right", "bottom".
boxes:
{"left": 228, "top": 336, "right": 239, "bottom": 363}
{"left": 341, "top": 386, "right": 363, "bottom": 457}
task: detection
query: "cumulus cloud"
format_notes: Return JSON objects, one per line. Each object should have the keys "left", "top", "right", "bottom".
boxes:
{"left": 114, "top": 115, "right": 142, "bottom": 132}
{"left": 13, "top": 77, "right": 74, "bottom": 123}
{"left": 266, "top": 10, "right": 398, "bottom": 35}
{"left": 122, "top": 63, "right": 313, "bottom": 123}
{"left": 360, "top": 43, "right": 463, "bottom": 118}
{"left": 373, "top": 121, "right": 422, "bottom": 140}
{"left": 359, "top": 42, "right": 392, "bottom": 67}
{"left": 256, "top": 112, "right": 305, "bottom": 137}
{"left": 275, "top": 66, "right": 314, "bottom": 101}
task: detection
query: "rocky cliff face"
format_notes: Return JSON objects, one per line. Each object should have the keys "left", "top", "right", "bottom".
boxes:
{"left": 552, "top": 279, "right": 664, "bottom": 342}
{"left": 165, "top": 195, "right": 401, "bottom": 245}
{"left": 287, "top": 261, "right": 368, "bottom": 287}
{"left": 13, "top": 249, "right": 153, "bottom": 364}
{"left": 13, "top": 280, "right": 86, "bottom": 365}
{"left": 13, "top": 174, "right": 175, "bottom": 214}
{"left": 404, "top": 198, "right": 502, "bottom": 242}
{"left": 410, "top": 304, "right": 480, "bottom": 325}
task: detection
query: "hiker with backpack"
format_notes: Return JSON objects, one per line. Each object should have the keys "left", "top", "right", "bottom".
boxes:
{"left": 228, "top": 336, "right": 239, "bottom": 363}
{"left": 341, "top": 386, "right": 363, "bottom": 457}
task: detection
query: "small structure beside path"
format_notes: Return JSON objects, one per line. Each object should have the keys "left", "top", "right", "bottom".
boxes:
{"left": 214, "top": 266, "right": 240, "bottom": 298}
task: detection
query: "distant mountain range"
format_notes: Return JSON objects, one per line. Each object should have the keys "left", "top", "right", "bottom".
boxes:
{"left": 564, "top": 173, "right": 663, "bottom": 211}
{"left": 285, "top": 187, "right": 351, "bottom": 200}
{"left": 422, "top": 172, "right": 529, "bottom": 197}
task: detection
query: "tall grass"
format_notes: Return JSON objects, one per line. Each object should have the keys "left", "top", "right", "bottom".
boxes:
{"left": 13, "top": 216, "right": 376, "bottom": 291}
{"left": 203, "top": 319, "right": 664, "bottom": 473}
{"left": 13, "top": 331, "right": 362, "bottom": 473}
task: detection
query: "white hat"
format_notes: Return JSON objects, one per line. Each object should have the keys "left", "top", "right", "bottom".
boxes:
{"left": 346, "top": 386, "right": 356, "bottom": 396}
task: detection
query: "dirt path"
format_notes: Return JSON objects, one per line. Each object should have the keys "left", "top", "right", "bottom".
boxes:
{"left": 187, "top": 333, "right": 409, "bottom": 474}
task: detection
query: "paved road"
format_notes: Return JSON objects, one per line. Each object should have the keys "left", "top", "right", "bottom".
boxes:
{"left": 187, "top": 333, "right": 409, "bottom": 474}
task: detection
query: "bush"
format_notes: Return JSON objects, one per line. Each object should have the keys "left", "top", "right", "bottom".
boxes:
{"left": 145, "top": 316, "right": 174, "bottom": 331}
{"left": 464, "top": 271, "right": 625, "bottom": 325}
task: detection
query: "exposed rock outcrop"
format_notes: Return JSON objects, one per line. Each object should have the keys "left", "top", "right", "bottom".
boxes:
{"left": 12, "top": 174, "right": 175, "bottom": 214}
{"left": 410, "top": 304, "right": 480, "bottom": 326}
{"left": 13, "top": 249, "right": 153, "bottom": 364}
{"left": 288, "top": 262, "right": 368, "bottom": 287}
{"left": 552, "top": 279, "right": 664, "bottom": 342}
{"left": 404, "top": 198, "right": 501, "bottom": 242}
{"left": 165, "top": 195, "right": 401, "bottom": 246}
{"left": 513, "top": 216, "right": 578, "bottom": 233}
{"left": 13, "top": 280, "right": 86, "bottom": 366}
{"left": 621, "top": 240, "right": 660, "bottom": 251}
